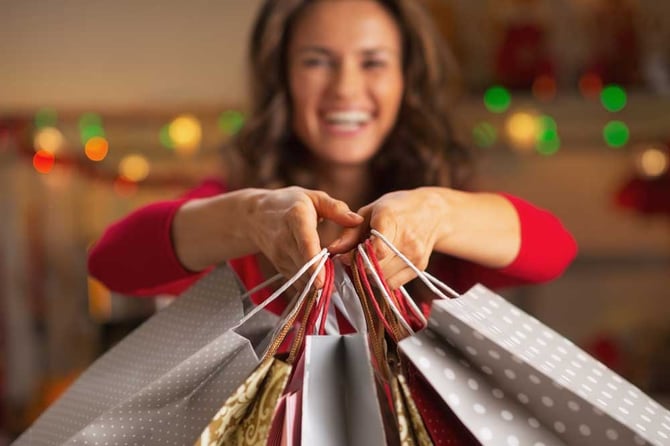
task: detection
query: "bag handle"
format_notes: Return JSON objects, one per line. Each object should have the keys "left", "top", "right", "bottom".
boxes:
{"left": 361, "top": 239, "right": 427, "bottom": 329}
{"left": 356, "top": 243, "right": 415, "bottom": 337}
{"left": 259, "top": 250, "right": 330, "bottom": 362}
{"left": 239, "top": 248, "right": 329, "bottom": 327}
{"left": 286, "top": 257, "right": 337, "bottom": 363}
{"left": 370, "top": 229, "right": 460, "bottom": 300}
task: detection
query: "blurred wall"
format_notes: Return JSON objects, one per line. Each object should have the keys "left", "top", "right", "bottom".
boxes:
{"left": 0, "top": 0, "right": 262, "bottom": 110}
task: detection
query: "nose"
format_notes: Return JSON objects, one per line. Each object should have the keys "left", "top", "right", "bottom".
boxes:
{"left": 329, "top": 59, "right": 364, "bottom": 100}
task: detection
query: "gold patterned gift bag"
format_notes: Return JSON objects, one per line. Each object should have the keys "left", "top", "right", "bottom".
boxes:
{"left": 195, "top": 357, "right": 292, "bottom": 446}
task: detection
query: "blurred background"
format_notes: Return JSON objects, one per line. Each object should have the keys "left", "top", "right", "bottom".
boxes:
{"left": 1, "top": 0, "right": 669, "bottom": 442}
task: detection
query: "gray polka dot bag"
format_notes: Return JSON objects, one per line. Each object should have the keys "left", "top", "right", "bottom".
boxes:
{"left": 13, "top": 265, "right": 279, "bottom": 446}
{"left": 356, "top": 230, "right": 670, "bottom": 446}
{"left": 397, "top": 266, "right": 670, "bottom": 446}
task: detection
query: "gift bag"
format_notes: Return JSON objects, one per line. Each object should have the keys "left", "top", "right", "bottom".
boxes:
{"left": 362, "top": 229, "right": 670, "bottom": 446}
{"left": 348, "top": 244, "right": 434, "bottom": 446}
{"left": 195, "top": 250, "right": 331, "bottom": 446}
{"left": 301, "top": 334, "right": 388, "bottom": 446}
{"left": 13, "top": 265, "right": 278, "bottom": 446}
{"left": 399, "top": 278, "right": 670, "bottom": 445}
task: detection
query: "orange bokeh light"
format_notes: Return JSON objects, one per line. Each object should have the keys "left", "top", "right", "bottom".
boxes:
{"left": 85, "top": 136, "right": 109, "bottom": 161}
{"left": 33, "top": 149, "right": 55, "bottom": 174}
{"left": 579, "top": 73, "right": 603, "bottom": 99}
{"left": 532, "top": 75, "right": 557, "bottom": 102}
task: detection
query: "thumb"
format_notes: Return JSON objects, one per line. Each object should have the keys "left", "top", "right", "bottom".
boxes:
{"left": 307, "top": 191, "right": 363, "bottom": 227}
{"left": 327, "top": 205, "right": 372, "bottom": 253}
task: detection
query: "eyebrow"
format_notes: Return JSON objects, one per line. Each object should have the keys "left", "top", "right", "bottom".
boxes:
{"left": 295, "top": 46, "right": 399, "bottom": 57}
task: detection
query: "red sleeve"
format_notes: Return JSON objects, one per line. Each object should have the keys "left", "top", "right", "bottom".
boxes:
{"left": 87, "top": 179, "right": 227, "bottom": 296}
{"left": 431, "top": 193, "right": 577, "bottom": 293}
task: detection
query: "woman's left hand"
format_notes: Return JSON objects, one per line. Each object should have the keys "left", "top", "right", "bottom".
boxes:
{"left": 329, "top": 187, "right": 522, "bottom": 289}
{"left": 329, "top": 188, "right": 450, "bottom": 289}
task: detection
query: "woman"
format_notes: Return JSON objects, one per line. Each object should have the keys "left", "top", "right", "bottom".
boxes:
{"left": 88, "top": 0, "right": 577, "bottom": 313}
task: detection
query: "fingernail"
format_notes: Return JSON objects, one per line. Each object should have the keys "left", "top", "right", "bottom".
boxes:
{"left": 328, "top": 238, "right": 342, "bottom": 249}
{"left": 347, "top": 211, "right": 363, "bottom": 220}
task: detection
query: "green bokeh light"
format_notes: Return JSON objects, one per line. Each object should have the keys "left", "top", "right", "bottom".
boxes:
{"left": 80, "top": 124, "right": 105, "bottom": 145}
{"left": 78, "top": 113, "right": 102, "bottom": 130}
{"left": 35, "top": 108, "right": 58, "bottom": 129}
{"left": 535, "top": 115, "right": 560, "bottom": 155}
{"left": 159, "top": 124, "right": 175, "bottom": 149}
{"left": 78, "top": 113, "right": 105, "bottom": 144}
{"left": 472, "top": 121, "right": 497, "bottom": 148}
{"left": 538, "top": 115, "right": 557, "bottom": 131}
{"left": 536, "top": 133, "right": 560, "bottom": 155}
{"left": 600, "top": 85, "right": 627, "bottom": 112}
{"left": 484, "top": 86, "right": 511, "bottom": 113}
{"left": 603, "top": 121, "right": 629, "bottom": 148}
{"left": 218, "top": 110, "right": 245, "bottom": 135}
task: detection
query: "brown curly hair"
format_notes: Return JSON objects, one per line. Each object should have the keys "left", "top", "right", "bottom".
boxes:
{"left": 226, "top": 0, "right": 472, "bottom": 200}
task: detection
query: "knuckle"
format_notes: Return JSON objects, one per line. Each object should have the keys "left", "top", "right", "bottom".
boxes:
{"left": 286, "top": 201, "right": 309, "bottom": 220}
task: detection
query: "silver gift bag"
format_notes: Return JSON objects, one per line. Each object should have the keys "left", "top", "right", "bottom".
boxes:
{"left": 301, "top": 334, "right": 388, "bottom": 446}
{"left": 400, "top": 284, "right": 670, "bottom": 446}
{"left": 13, "top": 265, "right": 278, "bottom": 446}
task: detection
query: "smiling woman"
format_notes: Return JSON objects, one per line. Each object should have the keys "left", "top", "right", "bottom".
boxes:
{"left": 287, "top": 1, "right": 404, "bottom": 167}
{"left": 88, "top": 0, "right": 576, "bottom": 316}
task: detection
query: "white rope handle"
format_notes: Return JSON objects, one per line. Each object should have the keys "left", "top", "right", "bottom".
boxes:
{"left": 357, "top": 244, "right": 414, "bottom": 335}
{"left": 237, "top": 248, "right": 329, "bottom": 325}
{"left": 370, "top": 229, "right": 460, "bottom": 300}
{"left": 398, "top": 285, "right": 428, "bottom": 327}
{"left": 239, "top": 273, "right": 284, "bottom": 302}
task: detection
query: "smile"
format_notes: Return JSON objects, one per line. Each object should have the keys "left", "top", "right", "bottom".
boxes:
{"left": 322, "top": 110, "right": 373, "bottom": 134}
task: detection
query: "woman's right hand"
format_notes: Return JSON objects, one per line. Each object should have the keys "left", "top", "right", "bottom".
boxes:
{"left": 246, "top": 187, "right": 363, "bottom": 286}
{"left": 173, "top": 187, "right": 362, "bottom": 287}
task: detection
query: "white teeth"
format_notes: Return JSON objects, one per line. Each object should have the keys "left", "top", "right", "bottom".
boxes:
{"left": 324, "top": 110, "right": 371, "bottom": 125}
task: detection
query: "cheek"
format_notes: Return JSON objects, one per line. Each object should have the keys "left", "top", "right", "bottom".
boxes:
{"left": 289, "top": 76, "right": 312, "bottom": 135}
{"left": 375, "top": 76, "right": 404, "bottom": 120}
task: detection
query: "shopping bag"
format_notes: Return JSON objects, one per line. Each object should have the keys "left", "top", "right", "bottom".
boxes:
{"left": 349, "top": 245, "right": 434, "bottom": 446}
{"left": 400, "top": 282, "right": 670, "bottom": 446}
{"left": 13, "top": 265, "right": 278, "bottom": 446}
{"left": 357, "top": 228, "right": 670, "bottom": 446}
{"left": 301, "top": 334, "right": 388, "bottom": 446}
{"left": 403, "top": 359, "right": 479, "bottom": 446}
{"left": 195, "top": 250, "right": 331, "bottom": 446}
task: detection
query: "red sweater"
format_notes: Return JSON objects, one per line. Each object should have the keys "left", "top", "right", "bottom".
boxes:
{"left": 88, "top": 179, "right": 577, "bottom": 312}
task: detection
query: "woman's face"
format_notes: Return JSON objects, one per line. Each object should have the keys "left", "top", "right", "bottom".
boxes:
{"left": 287, "top": 0, "right": 404, "bottom": 167}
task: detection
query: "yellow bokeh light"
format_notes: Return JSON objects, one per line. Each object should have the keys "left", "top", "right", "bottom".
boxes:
{"left": 168, "top": 114, "right": 202, "bottom": 155}
{"left": 119, "top": 154, "right": 150, "bottom": 182}
{"left": 505, "top": 112, "right": 540, "bottom": 152}
{"left": 34, "top": 127, "right": 65, "bottom": 154}
{"left": 85, "top": 136, "right": 109, "bottom": 161}
{"left": 637, "top": 147, "right": 669, "bottom": 178}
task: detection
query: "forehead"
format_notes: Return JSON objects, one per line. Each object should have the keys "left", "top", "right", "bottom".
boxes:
{"left": 289, "top": 0, "right": 401, "bottom": 52}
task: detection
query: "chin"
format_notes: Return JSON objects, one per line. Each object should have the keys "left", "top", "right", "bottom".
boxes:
{"left": 313, "top": 141, "right": 381, "bottom": 165}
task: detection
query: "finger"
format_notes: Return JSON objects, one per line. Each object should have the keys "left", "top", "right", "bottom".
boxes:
{"left": 328, "top": 226, "right": 364, "bottom": 254}
{"left": 288, "top": 210, "right": 325, "bottom": 289}
{"left": 369, "top": 217, "right": 397, "bottom": 263}
{"left": 328, "top": 204, "right": 372, "bottom": 253}
{"left": 385, "top": 265, "right": 420, "bottom": 290}
{"left": 306, "top": 190, "right": 363, "bottom": 227}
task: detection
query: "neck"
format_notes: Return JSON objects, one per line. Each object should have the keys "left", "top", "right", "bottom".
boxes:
{"left": 314, "top": 162, "right": 372, "bottom": 212}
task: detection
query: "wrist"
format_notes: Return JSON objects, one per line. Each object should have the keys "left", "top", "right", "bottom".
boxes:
{"left": 172, "top": 190, "right": 261, "bottom": 271}
{"left": 420, "top": 187, "right": 460, "bottom": 251}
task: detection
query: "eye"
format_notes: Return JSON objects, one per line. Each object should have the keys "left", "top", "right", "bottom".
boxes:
{"left": 301, "top": 57, "right": 333, "bottom": 68}
{"left": 362, "top": 58, "right": 387, "bottom": 70}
